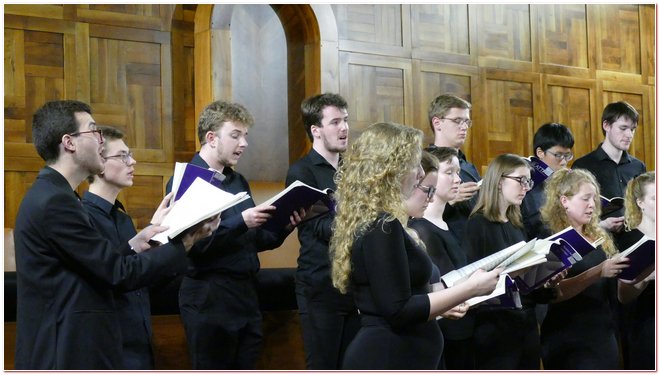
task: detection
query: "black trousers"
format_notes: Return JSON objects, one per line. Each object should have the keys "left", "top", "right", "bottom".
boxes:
{"left": 296, "top": 280, "right": 360, "bottom": 369}
{"left": 179, "top": 275, "right": 262, "bottom": 369}
{"left": 474, "top": 307, "right": 540, "bottom": 370}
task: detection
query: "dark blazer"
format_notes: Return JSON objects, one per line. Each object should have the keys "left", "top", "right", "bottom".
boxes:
{"left": 13, "top": 167, "right": 189, "bottom": 369}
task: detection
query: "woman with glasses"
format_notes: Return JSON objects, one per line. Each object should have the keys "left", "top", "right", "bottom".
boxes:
{"left": 330, "top": 122, "right": 500, "bottom": 369}
{"left": 538, "top": 168, "right": 627, "bottom": 369}
{"left": 463, "top": 153, "right": 541, "bottom": 370}
{"left": 405, "top": 151, "right": 439, "bottom": 219}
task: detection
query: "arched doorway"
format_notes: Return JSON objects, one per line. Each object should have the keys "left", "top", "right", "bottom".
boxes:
{"left": 193, "top": 4, "right": 338, "bottom": 180}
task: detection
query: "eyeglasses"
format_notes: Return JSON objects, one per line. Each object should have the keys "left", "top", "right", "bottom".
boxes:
{"left": 545, "top": 150, "right": 574, "bottom": 161}
{"left": 69, "top": 129, "right": 104, "bottom": 143}
{"left": 104, "top": 151, "right": 134, "bottom": 165}
{"left": 502, "top": 175, "right": 534, "bottom": 190}
{"left": 415, "top": 183, "right": 437, "bottom": 199}
{"left": 441, "top": 117, "right": 472, "bottom": 128}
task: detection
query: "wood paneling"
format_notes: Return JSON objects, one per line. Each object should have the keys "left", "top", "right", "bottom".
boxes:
{"left": 4, "top": 5, "right": 182, "bottom": 229}
{"left": 592, "top": 4, "right": 642, "bottom": 75}
{"left": 544, "top": 77, "right": 595, "bottom": 164}
{"left": 332, "top": 4, "right": 410, "bottom": 57}
{"left": 536, "top": 5, "right": 588, "bottom": 68}
{"left": 480, "top": 72, "right": 537, "bottom": 172}
{"left": 411, "top": 4, "right": 470, "bottom": 61}
{"left": 4, "top": 2, "right": 656, "bottom": 250}
{"left": 339, "top": 52, "right": 412, "bottom": 139}
{"left": 3, "top": 3, "right": 656, "bottom": 371}
{"left": 475, "top": 5, "right": 532, "bottom": 63}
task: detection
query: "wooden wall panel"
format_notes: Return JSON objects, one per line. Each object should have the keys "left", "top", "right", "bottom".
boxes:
{"left": 475, "top": 5, "right": 532, "bottom": 63}
{"left": 3, "top": 4, "right": 182, "bottom": 229}
{"left": 479, "top": 74, "right": 536, "bottom": 172}
{"left": 332, "top": 4, "right": 410, "bottom": 57}
{"left": 4, "top": 171, "right": 38, "bottom": 229}
{"left": 333, "top": 4, "right": 402, "bottom": 46}
{"left": 339, "top": 52, "right": 412, "bottom": 139}
{"left": 119, "top": 175, "right": 166, "bottom": 229}
{"left": 544, "top": 80, "right": 595, "bottom": 164}
{"left": 536, "top": 4, "right": 588, "bottom": 68}
{"left": 3, "top": 3, "right": 656, "bottom": 267}
{"left": 592, "top": 4, "right": 642, "bottom": 74}
{"left": 640, "top": 4, "right": 655, "bottom": 83}
{"left": 410, "top": 4, "right": 471, "bottom": 63}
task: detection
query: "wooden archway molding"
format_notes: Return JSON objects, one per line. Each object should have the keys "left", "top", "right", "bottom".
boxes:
{"left": 193, "top": 4, "right": 338, "bottom": 162}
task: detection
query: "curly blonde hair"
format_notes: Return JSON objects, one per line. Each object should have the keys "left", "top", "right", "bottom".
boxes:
{"left": 540, "top": 168, "right": 617, "bottom": 256}
{"left": 624, "top": 171, "right": 655, "bottom": 231}
{"left": 471, "top": 153, "right": 530, "bottom": 228}
{"left": 330, "top": 122, "right": 424, "bottom": 294}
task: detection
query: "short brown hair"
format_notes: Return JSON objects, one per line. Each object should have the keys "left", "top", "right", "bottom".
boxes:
{"left": 301, "top": 93, "right": 348, "bottom": 141}
{"left": 197, "top": 100, "right": 254, "bottom": 144}
{"left": 428, "top": 94, "right": 471, "bottom": 133}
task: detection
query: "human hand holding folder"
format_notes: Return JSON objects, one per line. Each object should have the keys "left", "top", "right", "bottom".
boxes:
{"left": 151, "top": 177, "right": 249, "bottom": 244}
{"left": 259, "top": 180, "right": 334, "bottom": 232}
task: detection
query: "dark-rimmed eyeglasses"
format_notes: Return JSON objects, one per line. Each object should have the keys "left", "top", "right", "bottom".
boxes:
{"left": 502, "top": 175, "right": 534, "bottom": 189}
{"left": 544, "top": 150, "right": 574, "bottom": 161}
{"left": 415, "top": 183, "right": 437, "bottom": 199}
{"left": 68, "top": 129, "right": 104, "bottom": 143}
{"left": 441, "top": 117, "right": 472, "bottom": 128}
{"left": 104, "top": 151, "right": 134, "bottom": 165}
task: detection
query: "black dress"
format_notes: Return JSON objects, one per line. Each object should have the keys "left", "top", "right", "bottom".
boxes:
{"left": 409, "top": 217, "right": 475, "bottom": 370}
{"left": 615, "top": 229, "right": 654, "bottom": 370}
{"left": 343, "top": 215, "right": 442, "bottom": 369}
{"left": 463, "top": 213, "right": 540, "bottom": 370}
{"left": 540, "top": 245, "right": 619, "bottom": 369}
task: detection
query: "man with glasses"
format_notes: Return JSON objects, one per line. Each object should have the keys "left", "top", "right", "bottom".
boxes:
{"left": 521, "top": 123, "right": 575, "bottom": 240}
{"left": 427, "top": 94, "right": 480, "bottom": 244}
{"left": 572, "top": 101, "right": 646, "bottom": 232}
{"left": 82, "top": 126, "right": 159, "bottom": 369}
{"left": 13, "top": 100, "right": 216, "bottom": 369}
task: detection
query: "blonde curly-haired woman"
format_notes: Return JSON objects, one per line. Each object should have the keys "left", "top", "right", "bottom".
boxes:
{"left": 539, "top": 168, "right": 628, "bottom": 369}
{"left": 330, "top": 122, "right": 500, "bottom": 369}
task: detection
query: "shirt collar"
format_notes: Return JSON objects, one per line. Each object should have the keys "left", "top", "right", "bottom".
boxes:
{"left": 595, "top": 143, "right": 632, "bottom": 164}
{"left": 308, "top": 148, "right": 339, "bottom": 169}
{"left": 82, "top": 191, "right": 125, "bottom": 214}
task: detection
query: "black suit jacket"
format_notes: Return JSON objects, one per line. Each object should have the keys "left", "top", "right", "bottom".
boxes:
{"left": 14, "top": 167, "right": 188, "bottom": 369}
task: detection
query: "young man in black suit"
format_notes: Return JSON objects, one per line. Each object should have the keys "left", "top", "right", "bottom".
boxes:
{"left": 13, "top": 100, "right": 216, "bottom": 369}
{"left": 572, "top": 101, "right": 646, "bottom": 233}
{"left": 167, "top": 100, "right": 304, "bottom": 369}
{"left": 82, "top": 126, "right": 170, "bottom": 369}
{"left": 285, "top": 93, "right": 359, "bottom": 369}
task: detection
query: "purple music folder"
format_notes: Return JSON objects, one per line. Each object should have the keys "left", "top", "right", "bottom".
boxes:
{"left": 174, "top": 163, "right": 225, "bottom": 202}
{"left": 528, "top": 156, "right": 554, "bottom": 187}
{"left": 618, "top": 236, "right": 655, "bottom": 282}
{"left": 260, "top": 181, "right": 333, "bottom": 232}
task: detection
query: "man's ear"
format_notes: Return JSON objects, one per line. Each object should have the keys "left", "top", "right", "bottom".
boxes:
{"left": 602, "top": 121, "right": 611, "bottom": 135}
{"left": 205, "top": 131, "right": 217, "bottom": 146}
{"left": 61, "top": 134, "right": 76, "bottom": 153}
{"left": 310, "top": 124, "right": 321, "bottom": 139}
{"left": 535, "top": 147, "right": 545, "bottom": 158}
{"left": 431, "top": 116, "right": 442, "bottom": 132}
